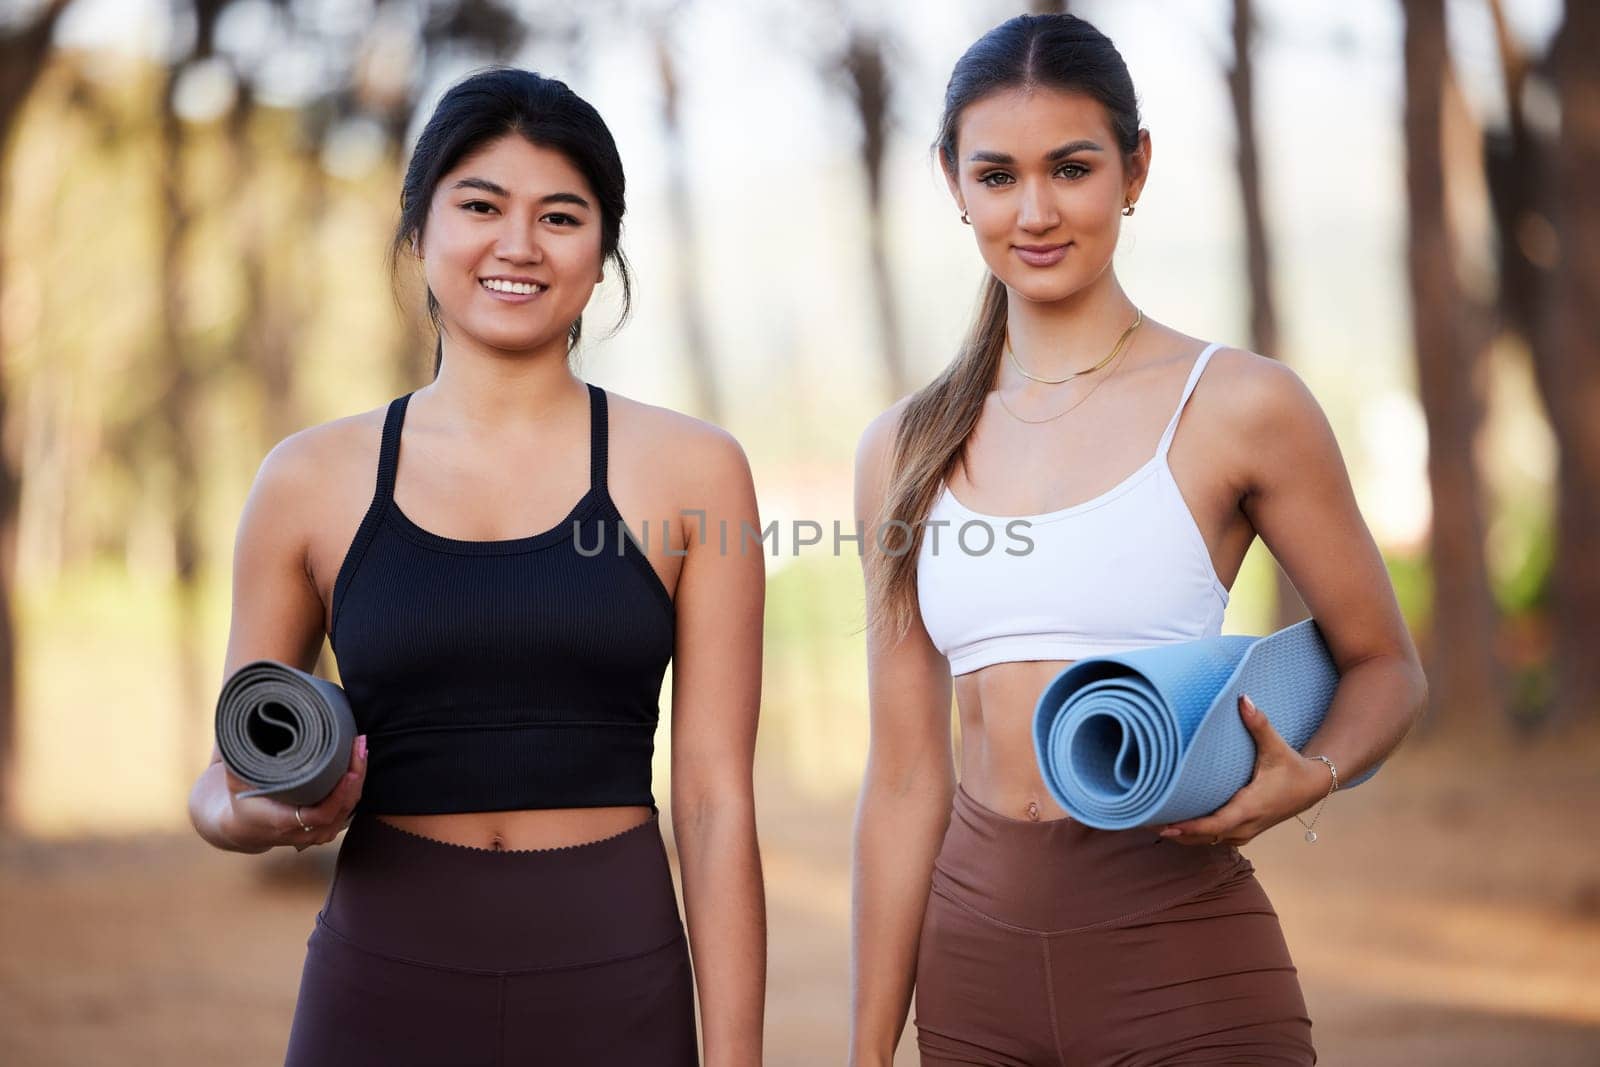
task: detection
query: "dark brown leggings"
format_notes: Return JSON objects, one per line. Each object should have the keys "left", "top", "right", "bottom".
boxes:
{"left": 914, "top": 786, "right": 1314, "bottom": 1066}
{"left": 283, "top": 812, "right": 697, "bottom": 1067}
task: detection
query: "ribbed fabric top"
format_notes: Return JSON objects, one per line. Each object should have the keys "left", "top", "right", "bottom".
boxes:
{"left": 329, "top": 384, "right": 675, "bottom": 815}
{"left": 917, "top": 343, "right": 1230, "bottom": 676}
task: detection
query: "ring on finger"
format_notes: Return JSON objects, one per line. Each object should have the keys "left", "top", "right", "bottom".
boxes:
{"left": 295, "top": 806, "right": 312, "bottom": 833}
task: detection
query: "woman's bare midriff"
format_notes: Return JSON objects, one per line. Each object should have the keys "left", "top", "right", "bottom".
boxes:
{"left": 955, "top": 659, "right": 1079, "bottom": 822}
{"left": 375, "top": 805, "right": 654, "bottom": 851}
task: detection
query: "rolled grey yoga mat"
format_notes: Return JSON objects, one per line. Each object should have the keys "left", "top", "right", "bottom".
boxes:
{"left": 1032, "top": 618, "right": 1381, "bottom": 831}
{"left": 215, "top": 660, "right": 355, "bottom": 806}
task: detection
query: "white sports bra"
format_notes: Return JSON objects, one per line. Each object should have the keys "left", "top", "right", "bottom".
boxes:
{"left": 916, "top": 342, "right": 1229, "bottom": 676}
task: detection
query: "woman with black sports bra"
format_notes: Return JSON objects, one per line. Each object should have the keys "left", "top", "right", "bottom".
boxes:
{"left": 187, "top": 68, "right": 765, "bottom": 1065}
{"left": 850, "top": 15, "right": 1426, "bottom": 1067}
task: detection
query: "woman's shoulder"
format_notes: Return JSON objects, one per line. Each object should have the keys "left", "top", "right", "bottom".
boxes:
{"left": 233, "top": 404, "right": 394, "bottom": 574}
{"left": 250, "top": 404, "right": 391, "bottom": 507}
{"left": 856, "top": 393, "right": 918, "bottom": 467}
{"left": 1195, "top": 344, "right": 1323, "bottom": 430}
{"left": 602, "top": 387, "right": 753, "bottom": 487}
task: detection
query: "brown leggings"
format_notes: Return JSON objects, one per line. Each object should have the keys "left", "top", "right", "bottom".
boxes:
{"left": 283, "top": 812, "right": 697, "bottom": 1066}
{"left": 914, "top": 786, "right": 1314, "bottom": 1066}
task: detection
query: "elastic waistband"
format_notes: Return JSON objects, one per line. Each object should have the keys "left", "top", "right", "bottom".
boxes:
{"left": 320, "top": 812, "right": 682, "bottom": 973}
{"left": 931, "top": 784, "right": 1249, "bottom": 934}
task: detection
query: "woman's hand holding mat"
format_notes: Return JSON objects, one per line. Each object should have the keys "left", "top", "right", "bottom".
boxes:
{"left": 214, "top": 659, "right": 368, "bottom": 850}
{"left": 1155, "top": 694, "right": 1340, "bottom": 846}
{"left": 1032, "top": 619, "right": 1380, "bottom": 837}
{"left": 222, "top": 736, "right": 366, "bottom": 851}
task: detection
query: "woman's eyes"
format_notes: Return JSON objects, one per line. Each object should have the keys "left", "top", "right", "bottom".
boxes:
{"left": 977, "top": 163, "right": 1089, "bottom": 187}
{"left": 459, "top": 201, "right": 581, "bottom": 226}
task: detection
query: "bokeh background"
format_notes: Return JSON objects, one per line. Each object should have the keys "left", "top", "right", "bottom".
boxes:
{"left": 1, "top": 0, "right": 1596, "bottom": 1063}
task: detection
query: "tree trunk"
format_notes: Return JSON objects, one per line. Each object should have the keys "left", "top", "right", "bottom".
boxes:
{"left": 1401, "top": 0, "right": 1502, "bottom": 733}
{"left": 840, "top": 31, "right": 909, "bottom": 402}
{"left": 1546, "top": 1, "right": 1600, "bottom": 723}
{"left": 654, "top": 31, "right": 722, "bottom": 422}
{"left": 1482, "top": 0, "right": 1551, "bottom": 346}
{"left": 157, "top": 65, "right": 208, "bottom": 768}
{"left": 226, "top": 84, "right": 301, "bottom": 448}
{"left": 0, "top": 0, "right": 73, "bottom": 831}
{"left": 1227, "top": 0, "right": 1306, "bottom": 629}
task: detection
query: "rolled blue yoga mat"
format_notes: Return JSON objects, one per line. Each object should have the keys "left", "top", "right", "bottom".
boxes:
{"left": 1032, "top": 619, "right": 1379, "bottom": 830}
{"left": 215, "top": 660, "right": 355, "bottom": 806}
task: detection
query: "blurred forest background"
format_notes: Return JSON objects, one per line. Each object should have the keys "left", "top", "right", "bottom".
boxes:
{"left": 0, "top": 0, "right": 1596, "bottom": 1064}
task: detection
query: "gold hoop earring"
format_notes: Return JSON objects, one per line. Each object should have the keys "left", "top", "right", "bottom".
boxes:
{"left": 1122, "top": 202, "right": 1136, "bottom": 216}
{"left": 960, "top": 209, "right": 971, "bottom": 225}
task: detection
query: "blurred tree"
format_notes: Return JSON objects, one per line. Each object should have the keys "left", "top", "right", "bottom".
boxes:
{"left": 0, "top": 0, "right": 74, "bottom": 828}
{"left": 652, "top": 7, "right": 722, "bottom": 422}
{"left": 155, "top": 0, "right": 231, "bottom": 765}
{"left": 224, "top": 78, "right": 311, "bottom": 450}
{"left": 1225, "top": 0, "right": 1306, "bottom": 631}
{"left": 1546, "top": 0, "right": 1600, "bottom": 723}
{"left": 1401, "top": 0, "right": 1502, "bottom": 733}
{"left": 833, "top": 24, "right": 908, "bottom": 402}
{"left": 1482, "top": 0, "right": 1551, "bottom": 352}
{"left": 1477, "top": 0, "right": 1599, "bottom": 725}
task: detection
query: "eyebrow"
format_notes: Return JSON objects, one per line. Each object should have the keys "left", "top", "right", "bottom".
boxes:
{"left": 449, "top": 177, "right": 592, "bottom": 210}
{"left": 967, "top": 139, "right": 1104, "bottom": 165}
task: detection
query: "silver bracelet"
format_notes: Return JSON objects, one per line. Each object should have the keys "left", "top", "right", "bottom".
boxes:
{"left": 1295, "top": 755, "right": 1339, "bottom": 843}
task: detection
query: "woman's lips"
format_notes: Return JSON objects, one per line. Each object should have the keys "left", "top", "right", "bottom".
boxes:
{"left": 1013, "top": 243, "right": 1070, "bottom": 268}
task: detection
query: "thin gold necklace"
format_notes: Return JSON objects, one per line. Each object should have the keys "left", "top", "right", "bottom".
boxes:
{"left": 996, "top": 325, "right": 1136, "bottom": 425}
{"left": 1006, "top": 308, "right": 1144, "bottom": 385}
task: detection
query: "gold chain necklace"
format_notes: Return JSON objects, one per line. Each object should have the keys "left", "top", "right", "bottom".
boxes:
{"left": 1006, "top": 308, "right": 1144, "bottom": 385}
{"left": 996, "top": 316, "right": 1141, "bottom": 425}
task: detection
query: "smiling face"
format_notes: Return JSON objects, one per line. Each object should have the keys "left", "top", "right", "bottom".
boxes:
{"left": 417, "top": 133, "right": 605, "bottom": 355}
{"left": 946, "top": 87, "right": 1150, "bottom": 305}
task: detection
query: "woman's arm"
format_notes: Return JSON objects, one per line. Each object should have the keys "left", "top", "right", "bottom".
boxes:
{"left": 187, "top": 428, "right": 367, "bottom": 854}
{"left": 668, "top": 425, "right": 767, "bottom": 1067}
{"left": 849, "top": 405, "right": 957, "bottom": 1067}
{"left": 1163, "top": 354, "right": 1428, "bottom": 846}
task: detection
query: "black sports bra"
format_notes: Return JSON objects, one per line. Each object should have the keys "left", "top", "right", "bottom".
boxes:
{"left": 329, "top": 384, "right": 674, "bottom": 814}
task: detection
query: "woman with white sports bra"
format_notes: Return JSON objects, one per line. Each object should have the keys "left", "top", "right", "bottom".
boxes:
{"left": 850, "top": 14, "right": 1427, "bottom": 1067}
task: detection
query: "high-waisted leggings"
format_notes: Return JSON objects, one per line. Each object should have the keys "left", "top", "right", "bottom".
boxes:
{"left": 914, "top": 786, "right": 1315, "bottom": 1066}
{"left": 283, "top": 812, "right": 698, "bottom": 1067}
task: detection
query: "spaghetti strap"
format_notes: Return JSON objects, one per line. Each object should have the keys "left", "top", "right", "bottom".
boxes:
{"left": 375, "top": 393, "right": 412, "bottom": 503}
{"left": 1156, "top": 343, "right": 1223, "bottom": 458}
{"left": 587, "top": 383, "right": 609, "bottom": 491}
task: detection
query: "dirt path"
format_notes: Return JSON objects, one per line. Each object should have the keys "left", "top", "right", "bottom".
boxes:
{"left": 3, "top": 732, "right": 1597, "bottom": 1065}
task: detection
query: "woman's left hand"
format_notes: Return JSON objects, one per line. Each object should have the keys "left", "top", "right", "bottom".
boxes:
{"left": 1156, "top": 694, "right": 1331, "bottom": 847}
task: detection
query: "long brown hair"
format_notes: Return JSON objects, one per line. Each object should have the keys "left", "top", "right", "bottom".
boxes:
{"left": 866, "top": 13, "right": 1143, "bottom": 641}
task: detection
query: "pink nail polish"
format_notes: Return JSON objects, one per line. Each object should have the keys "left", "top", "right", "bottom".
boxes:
{"left": 359, "top": 735, "right": 368, "bottom": 759}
